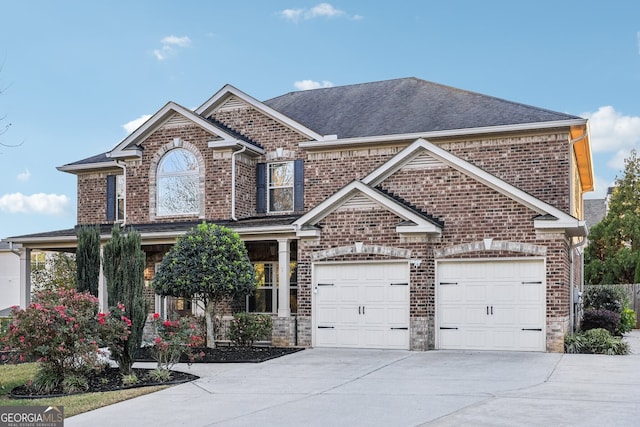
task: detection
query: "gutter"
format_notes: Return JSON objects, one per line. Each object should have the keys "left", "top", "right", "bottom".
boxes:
{"left": 231, "top": 145, "right": 247, "bottom": 221}
{"left": 299, "top": 119, "right": 588, "bottom": 149}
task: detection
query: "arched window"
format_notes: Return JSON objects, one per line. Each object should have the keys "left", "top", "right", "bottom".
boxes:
{"left": 157, "top": 148, "right": 199, "bottom": 216}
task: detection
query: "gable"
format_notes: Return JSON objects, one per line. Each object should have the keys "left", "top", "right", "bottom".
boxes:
{"left": 196, "top": 85, "right": 326, "bottom": 142}
{"left": 364, "top": 138, "right": 587, "bottom": 237}
{"left": 293, "top": 181, "right": 442, "bottom": 238}
{"left": 108, "top": 102, "right": 264, "bottom": 160}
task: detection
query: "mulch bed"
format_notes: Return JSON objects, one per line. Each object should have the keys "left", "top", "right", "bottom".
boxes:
{"left": 10, "top": 367, "right": 198, "bottom": 399}
{"left": 135, "top": 345, "right": 304, "bottom": 363}
{"left": 7, "top": 346, "right": 304, "bottom": 398}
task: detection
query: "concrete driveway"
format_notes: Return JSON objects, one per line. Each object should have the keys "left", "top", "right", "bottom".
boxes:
{"left": 67, "top": 334, "right": 640, "bottom": 427}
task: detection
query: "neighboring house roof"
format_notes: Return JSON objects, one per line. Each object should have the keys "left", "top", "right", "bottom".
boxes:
{"left": 584, "top": 198, "right": 607, "bottom": 228}
{"left": 264, "top": 77, "right": 584, "bottom": 139}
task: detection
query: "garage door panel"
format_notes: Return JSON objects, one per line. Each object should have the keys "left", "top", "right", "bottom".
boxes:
{"left": 465, "top": 284, "right": 488, "bottom": 302}
{"left": 437, "top": 260, "right": 545, "bottom": 352}
{"left": 518, "top": 306, "right": 545, "bottom": 326}
{"left": 464, "top": 306, "right": 490, "bottom": 325}
{"left": 314, "top": 262, "right": 410, "bottom": 350}
{"left": 439, "top": 284, "right": 461, "bottom": 302}
{"left": 387, "top": 307, "right": 409, "bottom": 325}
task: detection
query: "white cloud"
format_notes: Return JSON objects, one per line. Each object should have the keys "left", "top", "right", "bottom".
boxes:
{"left": 279, "top": 3, "right": 354, "bottom": 22}
{"left": 123, "top": 114, "right": 152, "bottom": 134}
{"left": 153, "top": 35, "right": 192, "bottom": 61}
{"left": 294, "top": 80, "right": 334, "bottom": 90}
{"left": 0, "top": 193, "right": 69, "bottom": 215}
{"left": 581, "top": 106, "right": 640, "bottom": 153}
{"left": 16, "top": 169, "right": 31, "bottom": 182}
{"left": 309, "top": 3, "right": 344, "bottom": 18}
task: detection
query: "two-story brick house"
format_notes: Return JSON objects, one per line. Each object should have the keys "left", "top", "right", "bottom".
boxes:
{"left": 7, "top": 77, "right": 593, "bottom": 352}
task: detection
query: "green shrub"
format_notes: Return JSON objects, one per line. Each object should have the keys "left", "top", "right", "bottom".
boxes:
{"left": 583, "top": 285, "right": 629, "bottom": 313}
{"left": 618, "top": 308, "right": 637, "bottom": 334}
{"left": 564, "top": 328, "right": 630, "bottom": 355}
{"left": 229, "top": 313, "right": 273, "bottom": 347}
{"left": 581, "top": 309, "right": 620, "bottom": 334}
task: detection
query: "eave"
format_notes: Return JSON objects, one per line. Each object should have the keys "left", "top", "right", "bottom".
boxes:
{"left": 298, "top": 118, "right": 589, "bottom": 149}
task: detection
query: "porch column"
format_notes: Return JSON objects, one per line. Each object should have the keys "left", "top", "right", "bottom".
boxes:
{"left": 98, "top": 244, "right": 107, "bottom": 311}
{"left": 277, "top": 238, "right": 291, "bottom": 317}
{"left": 19, "top": 248, "right": 31, "bottom": 308}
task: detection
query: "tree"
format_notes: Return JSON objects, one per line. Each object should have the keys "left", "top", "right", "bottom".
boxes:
{"left": 31, "top": 252, "right": 77, "bottom": 292}
{"left": 76, "top": 225, "right": 101, "bottom": 296}
{"left": 585, "top": 149, "right": 640, "bottom": 284}
{"left": 153, "top": 222, "right": 255, "bottom": 348}
{"left": 102, "top": 226, "right": 148, "bottom": 374}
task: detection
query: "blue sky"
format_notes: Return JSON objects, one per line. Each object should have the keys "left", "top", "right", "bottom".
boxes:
{"left": 1, "top": 1, "right": 640, "bottom": 239}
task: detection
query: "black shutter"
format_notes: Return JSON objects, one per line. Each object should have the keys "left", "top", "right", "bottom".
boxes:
{"left": 294, "top": 159, "right": 304, "bottom": 212}
{"left": 106, "top": 175, "right": 116, "bottom": 221}
{"left": 256, "top": 163, "right": 266, "bottom": 213}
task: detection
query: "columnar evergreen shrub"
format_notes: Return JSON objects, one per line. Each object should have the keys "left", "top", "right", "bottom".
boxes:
{"left": 102, "top": 226, "right": 148, "bottom": 374}
{"left": 76, "top": 225, "right": 101, "bottom": 296}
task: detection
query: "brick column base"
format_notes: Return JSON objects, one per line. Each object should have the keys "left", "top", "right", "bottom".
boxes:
{"left": 410, "top": 317, "right": 431, "bottom": 350}
{"left": 272, "top": 317, "right": 297, "bottom": 347}
{"left": 547, "top": 316, "right": 570, "bottom": 352}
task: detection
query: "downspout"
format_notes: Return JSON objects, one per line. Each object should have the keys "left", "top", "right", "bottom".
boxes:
{"left": 231, "top": 145, "right": 247, "bottom": 221}
{"left": 114, "top": 160, "right": 127, "bottom": 227}
{"left": 568, "top": 130, "right": 588, "bottom": 333}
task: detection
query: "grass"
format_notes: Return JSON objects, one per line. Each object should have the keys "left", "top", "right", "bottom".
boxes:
{"left": 0, "top": 363, "right": 168, "bottom": 418}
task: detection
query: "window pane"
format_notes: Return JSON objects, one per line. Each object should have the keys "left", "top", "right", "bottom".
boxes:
{"left": 269, "top": 163, "right": 293, "bottom": 187}
{"left": 290, "top": 288, "right": 298, "bottom": 313}
{"left": 268, "top": 162, "right": 294, "bottom": 212}
{"left": 159, "top": 150, "right": 197, "bottom": 174}
{"left": 269, "top": 188, "right": 294, "bottom": 211}
{"left": 157, "top": 148, "right": 199, "bottom": 216}
{"left": 157, "top": 175, "right": 199, "bottom": 215}
{"left": 248, "top": 289, "right": 272, "bottom": 313}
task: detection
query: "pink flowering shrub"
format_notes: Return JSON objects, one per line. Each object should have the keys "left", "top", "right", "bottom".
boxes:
{"left": 150, "top": 314, "right": 204, "bottom": 372}
{"left": 1, "top": 289, "right": 130, "bottom": 388}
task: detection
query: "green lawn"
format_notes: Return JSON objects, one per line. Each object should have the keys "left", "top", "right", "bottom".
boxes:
{"left": 0, "top": 363, "right": 167, "bottom": 418}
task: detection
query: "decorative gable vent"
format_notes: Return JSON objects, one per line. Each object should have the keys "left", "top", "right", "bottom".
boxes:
{"left": 339, "top": 194, "right": 378, "bottom": 210}
{"left": 217, "top": 96, "right": 248, "bottom": 112}
{"left": 401, "top": 152, "right": 444, "bottom": 170}
{"left": 163, "top": 113, "right": 191, "bottom": 129}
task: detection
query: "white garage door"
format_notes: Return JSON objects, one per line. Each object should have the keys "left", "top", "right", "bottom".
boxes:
{"left": 313, "top": 262, "right": 410, "bottom": 349}
{"left": 437, "top": 259, "right": 546, "bottom": 352}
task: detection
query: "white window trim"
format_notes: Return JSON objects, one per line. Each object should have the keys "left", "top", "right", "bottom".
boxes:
{"left": 247, "top": 262, "right": 298, "bottom": 314}
{"left": 267, "top": 161, "right": 295, "bottom": 213}
{"left": 156, "top": 148, "right": 200, "bottom": 217}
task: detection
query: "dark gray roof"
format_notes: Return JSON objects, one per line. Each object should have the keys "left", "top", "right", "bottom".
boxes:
{"left": 584, "top": 199, "right": 607, "bottom": 228}
{"left": 61, "top": 152, "right": 111, "bottom": 168}
{"left": 6, "top": 216, "right": 301, "bottom": 242}
{"left": 264, "top": 77, "right": 582, "bottom": 138}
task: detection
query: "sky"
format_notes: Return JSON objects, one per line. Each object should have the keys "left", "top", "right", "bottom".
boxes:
{"left": 1, "top": 1, "right": 640, "bottom": 240}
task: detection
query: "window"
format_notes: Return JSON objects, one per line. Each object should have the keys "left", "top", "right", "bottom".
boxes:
{"left": 116, "top": 175, "right": 125, "bottom": 222}
{"left": 247, "top": 262, "right": 298, "bottom": 314}
{"left": 106, "top": 174, "right": 125, "bottom": 222}
{"left": 257, "top": 159, "right": 304, "bottom": 214}
{"left": 157, "top": 148, "right": 199, "bottom": 216}
{"left": 268, "top": 162, "right": 294, "bottom": 212}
